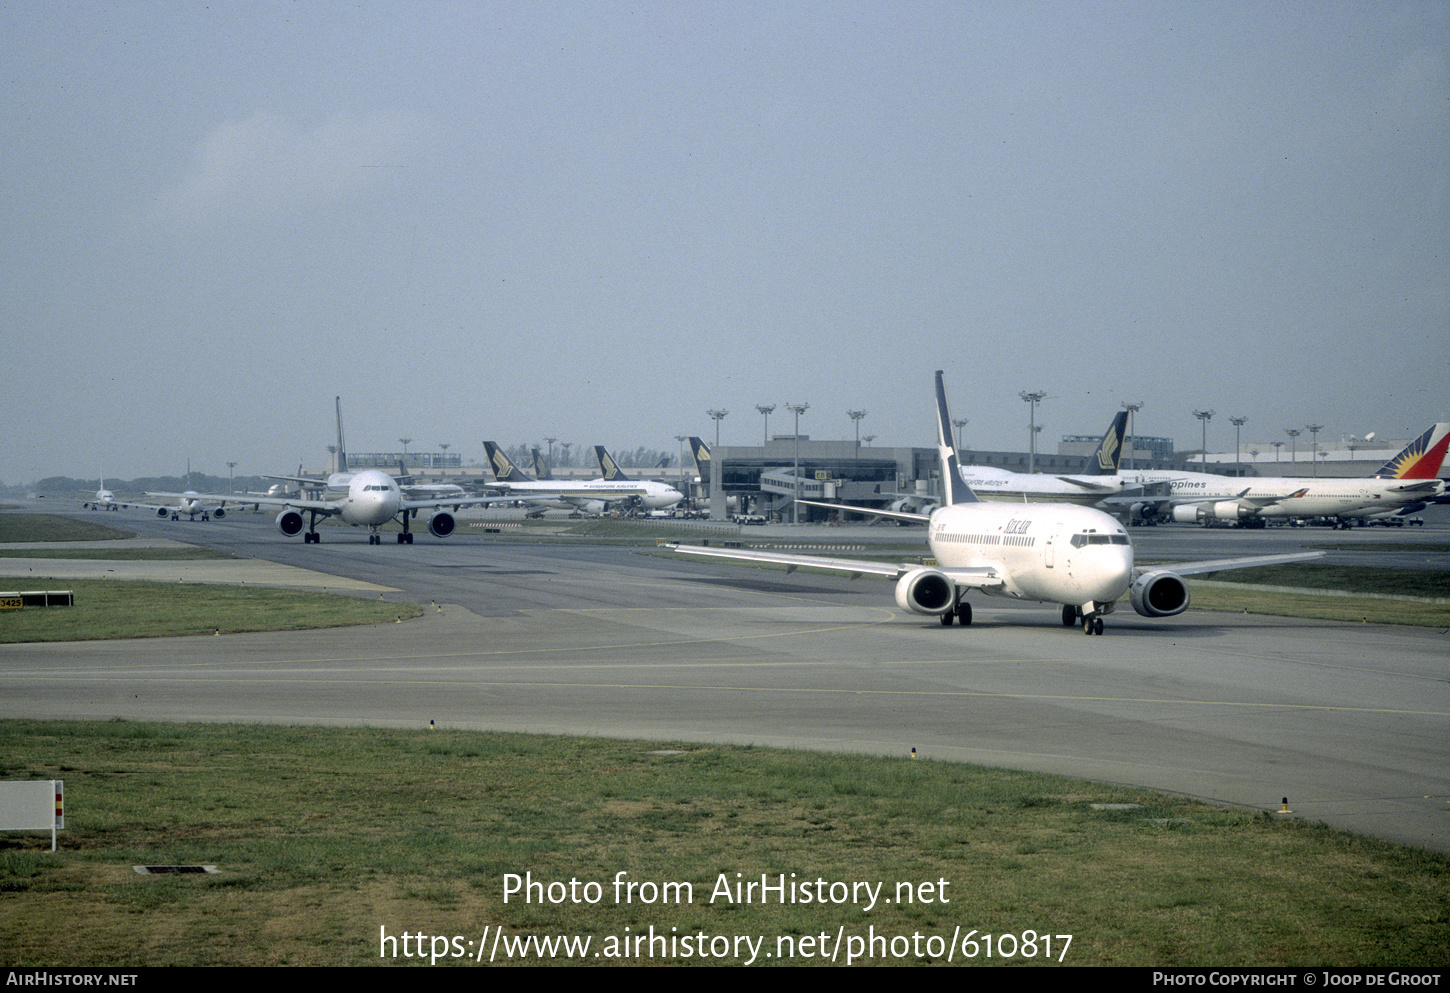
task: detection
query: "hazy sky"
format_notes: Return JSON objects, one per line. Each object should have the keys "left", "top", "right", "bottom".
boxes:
{"left": 3, "top": 1, "right": 1446, "bottom": 482}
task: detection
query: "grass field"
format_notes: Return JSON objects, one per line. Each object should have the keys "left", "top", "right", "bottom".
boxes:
{"left": 0, "top": 514, "right": 136, "bottom": 543}
{"left": 0, "top": 579, "right": 419, "bottom": 643}
{"left": 1, "top": 720, "right": 1445, "bottom": 967}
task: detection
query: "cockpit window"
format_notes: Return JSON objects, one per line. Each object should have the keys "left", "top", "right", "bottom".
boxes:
{"left": 1071, "top": 532, "right": 1130, "bottom": 547}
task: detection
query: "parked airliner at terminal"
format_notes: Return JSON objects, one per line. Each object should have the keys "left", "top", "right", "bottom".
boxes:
{"left": 1107, "top": 423, "right": 1450, "bottom": 527}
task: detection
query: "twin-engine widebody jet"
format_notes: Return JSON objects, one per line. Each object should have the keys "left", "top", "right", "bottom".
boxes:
{"left": 133, "top": 490, "right": 253, "bottom": 522}
{"left": 172, "top": 469, "right": 493, "bottom": 545}
{"left": 154, "top": 399, "right": 499, "bottom": 544}
{"left": 670, "top": 371, "right": 1319, "bottom": 635}
{"left": 142, "top": 464, "right": 259, "bottom": 521}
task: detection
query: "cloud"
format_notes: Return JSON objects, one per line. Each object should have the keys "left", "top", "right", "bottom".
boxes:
{"left": 154, "top": 110, "right": 430, "bottom": 223}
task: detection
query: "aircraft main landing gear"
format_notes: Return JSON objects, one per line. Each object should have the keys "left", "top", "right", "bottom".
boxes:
{"left": 939, "top": 602, "right": 972, "bottom": 626}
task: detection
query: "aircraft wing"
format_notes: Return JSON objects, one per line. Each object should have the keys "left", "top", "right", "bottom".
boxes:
{"left": 668, "top": 542, "right": 1003, "bottom": 588}
{"left": 1386, "top": 479, "right": 1444, "bottom": 494}
{"left": 1138, "top": 550, "right": 1323, "bottom": 578}
{"left": 398, "top": 494, "right": 511, "bottom": 511}
{"left": 797, "top": 498, "right": 931, "bottom": 525}
{"left": 483, "top": 484, "right": 651, "bottom": 500}
{"left": 149, "top": 491, "right": 333, "bottom": 514}
{"left": 1054, "top": 476, "right": 1124, "bottom": 493}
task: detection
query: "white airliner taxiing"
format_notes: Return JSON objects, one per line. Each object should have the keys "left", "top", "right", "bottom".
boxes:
{"left": 133, "top": 490, "right": 250, "bottom": 522}
{"left": 154, "top": 399, "right": 499, "bottom": 544}
{"left": 141, "top": 463, "right": 260, "bottom": 521}
{"left": 671, "top": 371, "right": 1320, "bottom": 635}
{"left": 82, "top": 477, "right": 127, "bottom": 511}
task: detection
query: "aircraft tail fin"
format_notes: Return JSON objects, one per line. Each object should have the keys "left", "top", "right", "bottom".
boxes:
{"left": 595, "top": 445, "right": 633, "bottom": 481}
{"left": 688, "top": 437, "right": 711, "bottom": 473}
{"left": 334, "top": 397, "right": 348, "bottom": 474}
{"left": 530, "top": 448, "right": 555, "bottom": 479}
{"left": 1085, "top": 410, "right": 1131, "bottom": 475}
{"left": 934, "top": 371, "right": 978, "bottom": 505}
{"left": 1371, "top": 423, "right": 1450, "bottom": 479}
{"left": 483, "top": 442, "right": 532, "bottom": 482}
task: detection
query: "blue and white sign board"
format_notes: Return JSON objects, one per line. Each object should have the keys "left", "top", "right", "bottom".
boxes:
{"left": 0, "top": 780, "right": 64, "bottom": 851}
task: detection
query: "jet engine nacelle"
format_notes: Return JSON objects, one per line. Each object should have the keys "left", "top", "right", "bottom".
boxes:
{"left": 1129, "top": 502, "right": 1160, "bottom": 523}
{"left": 427, "top": 511, "right": 455, "bottom": 538}
{"left": 212, "top": 507, "right": 225, "bottom": 519}
{"left": 276, "top": 509, "right": 305, "bottom": 536}
{"left": 156, "top": 507, "right": 169, "bottom": 518}
{"left": 1129, "top": 570, "right": 1190, "bottom": 617}
{"left": 894, "top": 567, "right": 956, "bottom": 616}
{"left": 1172, "top": 501, "right": 1253, "bottom": 524}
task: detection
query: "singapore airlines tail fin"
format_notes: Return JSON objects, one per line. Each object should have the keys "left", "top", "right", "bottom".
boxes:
{"left": 531, "top": 448, "right": 556, "bottom": 480}
{"left": 1371, "top": 423, "right": 1450, "bottom": 479}
{"left": 594, "top": 445, "right": 633, "bottom": 481}
{"left": 688, "top": 437, "right": 711, "bottom": 475}
{"left": 1087, "top": 410, "right": 1131, "bottom": 475}
{"left": 483, "top": 442, "right": 533, "bottom": 482}
{"left": 934, "top": 370, "right": 978, "bottom": 506}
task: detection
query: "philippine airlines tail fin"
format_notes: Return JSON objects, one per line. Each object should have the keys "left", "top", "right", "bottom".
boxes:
{"left": 934, "top": 371, "right": 977, "bottom": 505}
{"left": 1086, "top": 410, "right": 1130, "bottom": 475}
{"left": 530, "top": 448, "right": 556, "bottom": 480}
{"left": 483, "top": 442, "right": 533, "bottom": 482}
{"left": 595, "top": 445, "right": 633, "bottom": 481}
{"left": 688, "top": 437, "right": 712, "bottom": 475}
{"left": 1371, "top": 424, "right": 1450, "bottom": 479}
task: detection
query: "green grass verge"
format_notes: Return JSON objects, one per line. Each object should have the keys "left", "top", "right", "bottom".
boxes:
{"left": 0, "top": 515, "right": 135, "bottom": 543}
{"left": 0, "top": 547, "right": 234, "bottom": 560}
{"left": 1184, "top": 563, "right": 1450, "bottom": 599}
{"left": 1186, "top": 584, "right": 1450, "bottom": 627}
{"left": 0, "top": 721, "right": 1443, "bottom": 967}
{"left": 0, "top": 579, "right": 420, "bottom": 643}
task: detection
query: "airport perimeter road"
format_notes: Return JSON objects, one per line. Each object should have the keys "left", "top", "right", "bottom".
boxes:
{"left": 4, "top": 509, "right": 1448, "bottom": 852}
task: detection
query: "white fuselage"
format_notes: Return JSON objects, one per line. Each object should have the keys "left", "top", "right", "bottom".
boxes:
{"left": 322, "top": 470, "right": 463, "bottom": 502}
{"left": 957, "top": 466, "right": 1126, "bottom": 505}
{"left": 313, "top": 469, "right": 402, "bottom": 527}
{"left": 491, "top": 478, "right": 683, "bottom": 510}
{"left": 928, "top": 501, "right": 1134, "bottom": 605}
{"left": 174, "top": 491, "right": 207, "bottom": 517}
{"left": 1118, "top": 468, "right": 1443, "bottom": 519}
